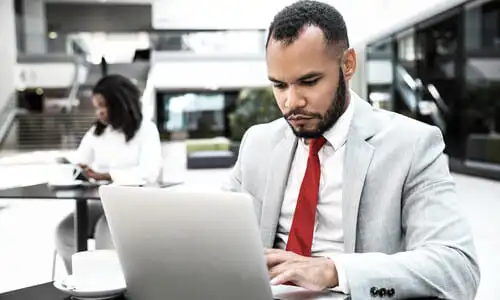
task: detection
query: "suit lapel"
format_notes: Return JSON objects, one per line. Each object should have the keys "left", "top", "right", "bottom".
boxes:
{"left": 343, "top": 93, "right": 377, "bottom": 253}
{"left": 260, "top": 132, "right": 298, "bottom": 247}
{"left": 343, "top": 131, "right": 375, "bottom": 253}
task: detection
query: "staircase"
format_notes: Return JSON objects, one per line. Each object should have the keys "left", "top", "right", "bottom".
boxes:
{"left": 395, "top": 65, "right": 450, "bottom": 133}
{"left": 1, "top": 58, "right": 151, "bottom": 152}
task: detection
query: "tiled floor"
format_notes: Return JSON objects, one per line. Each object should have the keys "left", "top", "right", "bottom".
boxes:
{"left": 0, "top": 144, "right": 498, "bottom": 298}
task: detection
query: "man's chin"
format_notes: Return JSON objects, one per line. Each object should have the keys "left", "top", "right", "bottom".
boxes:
{"left": 291, "top": 128, "right": 324, "bottom": 139}
{"left": 285, "top": 119, "right": 325, "bottom": 138}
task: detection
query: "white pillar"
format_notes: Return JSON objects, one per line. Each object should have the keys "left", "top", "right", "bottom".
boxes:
{"left": 23, "top": 0, "right": 47, "bottom": 54}
{"left": 0, "top": 0, "right": 17, "bottom": 111}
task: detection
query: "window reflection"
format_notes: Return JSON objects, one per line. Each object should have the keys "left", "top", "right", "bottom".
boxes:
{"left": 465, "top": 0, "right": 500, "bottom": 166}
{"left": 165, "top": 93, "right": 224, "bottom": 132}
{"left": 157, "top": 91, "right": 238, "bottom": 140}
{"left": 366, "top": 40, "right": 394, "bottom": 111}
{"left": 466, "top": 0, "right": 500, "bottom": 52}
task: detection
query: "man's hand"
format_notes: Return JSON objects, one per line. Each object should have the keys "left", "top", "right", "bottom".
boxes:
{"left": 265, "top": 248, "right": 338, "bottom": 291}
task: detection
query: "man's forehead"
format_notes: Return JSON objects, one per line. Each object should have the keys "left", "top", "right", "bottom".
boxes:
{"left": 266, "top": 27, "right": 341, "bottom": 66}
{"left": 267, "top": 25, "right": 328, "bottom": 53}
{"left": 266, "top": 27, "right": 339, "bottom": 81}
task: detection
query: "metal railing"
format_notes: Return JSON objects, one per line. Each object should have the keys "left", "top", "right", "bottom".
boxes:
{"left": 67, "top": 59, "right": 86, "bottom": 111}
{"left": 395, "top": 65, "right": 419, "bottom": 112}
{"left": 0, "top": 93, "right": 18, "bottom": 148}
{"left": 427, "top": 83, "right": 450, "bottom": 115}
{"left": 0, "top": 57, "right": 91, "bottom": 150}
{"left": 395, "top": 64, "right": 449, "bottom": 132}
{"left": 4, "top": 112, "right": 96, "bottom": 151}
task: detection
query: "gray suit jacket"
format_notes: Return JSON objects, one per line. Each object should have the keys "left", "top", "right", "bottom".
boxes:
{"left": 224, "top": 92, "right": 480, "bottom": 299}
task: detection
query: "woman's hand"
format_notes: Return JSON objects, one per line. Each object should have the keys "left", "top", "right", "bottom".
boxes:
{"left": 79, "top": 164, "right": 111, "bottom": 181}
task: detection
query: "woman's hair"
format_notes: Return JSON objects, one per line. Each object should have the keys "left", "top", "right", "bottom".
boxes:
{"left": 92, "top": 74, "right": 143, "bottom": 142}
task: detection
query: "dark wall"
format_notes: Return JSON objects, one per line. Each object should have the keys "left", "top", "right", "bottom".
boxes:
{"left": 46, "top": 3, "right": 152, "bottom": 33}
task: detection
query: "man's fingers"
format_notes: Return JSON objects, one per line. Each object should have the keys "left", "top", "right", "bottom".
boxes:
{"left": 266, "top": 252, "right": 289, "bottom": 269}
{"left": 269, "top": 260, "right": 291, "bottom": 279}
{"left": 265, "top": 249, "right": 307, "bottom": 269}
{"left": 270, "top": 269, "right": 297, "bottom": 286}
{"left": 269, "top": 260, "right": 300, "bottom": 279}
{"left": 264, "top": 248, "right": 286, "bottom": 255}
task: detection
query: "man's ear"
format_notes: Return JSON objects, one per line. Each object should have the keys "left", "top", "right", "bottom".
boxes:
{"left": 341, "top": 48, "right": 357, "bottom": 81}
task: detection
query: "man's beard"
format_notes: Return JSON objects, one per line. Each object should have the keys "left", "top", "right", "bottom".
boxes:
{"left": 284, "top": 68, "right": 348, "bottom": 139}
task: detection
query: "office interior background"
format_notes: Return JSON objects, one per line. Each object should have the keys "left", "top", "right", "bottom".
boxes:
{"left": 0, "top": 0, "right": 498, "bottom": 298}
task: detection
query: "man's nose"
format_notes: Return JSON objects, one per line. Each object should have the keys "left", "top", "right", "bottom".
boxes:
{"left": 285, "top": 87, "right": 305, "bottom": 109}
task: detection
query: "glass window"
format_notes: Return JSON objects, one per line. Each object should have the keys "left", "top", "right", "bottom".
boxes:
{"left": 159, "top": 92, "right": 232, "bottom": 139}
{"left": 464, "top": 0, "right": 500, "bottom": 165}
{"left": 367, "top": 40, "right": 392, "bottom": 59}
{"left": 151, "top": 30, "right": 265, "bottom": 54}
{"left": 398, "top": 35, "right": 416, "bottom": 62}
{"left": 465, "top": 59, "right": 500, "bottom": 134}
{"left": 416, "top": 15, "right": 458, "bottom": 81}
{"left": 397, "top": 33, "right": 417, "bottom": 77}
{"left": 165, "top": 93, "right": 224, "bottom": 132}
{"left": 466, "top": 0, "right": 500, "bottom": 53}
{"left": 62, "top": 32, "right": 151, "bottom": 63}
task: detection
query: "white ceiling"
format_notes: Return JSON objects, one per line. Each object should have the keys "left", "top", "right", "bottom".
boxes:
{"left": 44, "top": 0, "right": 152, "bottom": 3}
{"left": 43, "top": 0, "right": 468, "bottom": 46}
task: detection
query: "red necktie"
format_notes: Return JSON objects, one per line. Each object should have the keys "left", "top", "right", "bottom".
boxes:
{"left": 286, "top": 136, "right": 327, "bottom": 257}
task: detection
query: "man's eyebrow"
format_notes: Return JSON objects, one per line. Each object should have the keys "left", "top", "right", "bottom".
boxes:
{"left": 268, "top": 72, "right": 323, "bottom": 83}
{"left": 296, "top": 72, "right": 323, "bottom": 81}
{"left": 268, "top": 76, "right": 281, "bottom": 83}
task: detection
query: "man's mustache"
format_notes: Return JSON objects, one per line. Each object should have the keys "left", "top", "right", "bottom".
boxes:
{"left": 284, "top": 109, "right": 322, "bottom": 120}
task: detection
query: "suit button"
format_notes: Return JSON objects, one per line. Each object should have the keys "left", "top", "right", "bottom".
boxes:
{"left": 387, "top": 288, "right": 395, "bottom": 297}
{"left": 379, "top": 288, "right": 387, "bottom": 297}
{"left": 370, "top": 287, "right": 378, "bottom": 297}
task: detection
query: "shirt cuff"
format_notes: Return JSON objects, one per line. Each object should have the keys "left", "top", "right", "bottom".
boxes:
{"left": 324, "top": 255, "right": 350, "bottom": 294}
{"left": 109, "top": 169, "right": 146, "bottom": 185}
{"left": 334, "top": 256, "right": 350, "bottom": 294}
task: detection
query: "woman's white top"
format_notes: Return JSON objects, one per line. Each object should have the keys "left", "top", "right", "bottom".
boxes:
{"left": 75, "top": 120, "right": 162, "bottom": 184}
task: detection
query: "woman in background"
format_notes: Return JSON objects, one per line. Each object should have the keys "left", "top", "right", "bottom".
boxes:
{"left": 55, "top": 74, "right": 162, "bottom": 273}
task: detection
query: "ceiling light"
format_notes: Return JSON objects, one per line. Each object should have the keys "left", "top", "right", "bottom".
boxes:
{"left": 48, "top": 32, "right": 58, "bottom": 39}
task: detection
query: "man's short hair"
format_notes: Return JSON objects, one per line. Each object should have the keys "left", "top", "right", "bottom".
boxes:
{"left": 266, "top": 0, "right": 350, "bottom": 53}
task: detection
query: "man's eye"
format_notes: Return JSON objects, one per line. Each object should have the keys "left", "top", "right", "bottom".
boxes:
{"left": 273, "top": 83, "right": 287, "bottom": 89}
{"left": 302, "top": 79, "right": 319, "bottom": 86}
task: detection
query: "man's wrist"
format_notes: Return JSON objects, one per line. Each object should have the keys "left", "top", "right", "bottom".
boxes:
{"left": 324, "top": 257, "right": 339, "bottom": 288}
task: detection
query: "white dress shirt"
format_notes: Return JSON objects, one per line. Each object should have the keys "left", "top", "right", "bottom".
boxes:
{"left": 275, "top": 98, "right": 355, "bottom": 293}
{"left": 74, "top": 120, "right": 163, "bottom": 184}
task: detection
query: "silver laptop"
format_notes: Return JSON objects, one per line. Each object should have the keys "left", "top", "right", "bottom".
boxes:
{"left": 99, "top": 185, "right": 273, "bottom": 300}
{"left": 99, "top": 185, "right": 346, "bottom": 300}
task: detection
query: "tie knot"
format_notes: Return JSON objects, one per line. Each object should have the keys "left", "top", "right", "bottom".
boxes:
{"left": 308, "top": 136, "right": 327, "bottom": 156}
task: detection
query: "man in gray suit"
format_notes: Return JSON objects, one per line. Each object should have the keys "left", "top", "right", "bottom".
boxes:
{"left": 224, "top": 1, "right": 479, "bottom": 299}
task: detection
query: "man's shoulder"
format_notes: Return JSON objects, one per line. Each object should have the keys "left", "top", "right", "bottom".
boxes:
{"left": 371, "top": 108, "right": 442, "bottom": 143}
{"left": 244, "top": 118, "right": 290, "bottom": 143}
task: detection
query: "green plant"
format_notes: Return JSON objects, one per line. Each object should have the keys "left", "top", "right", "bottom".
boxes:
{"left": 186, "top": 137, "right": 231, "bottom": 154}
{"left": 228, "top": 87, "right": 282, "bottom": 141}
